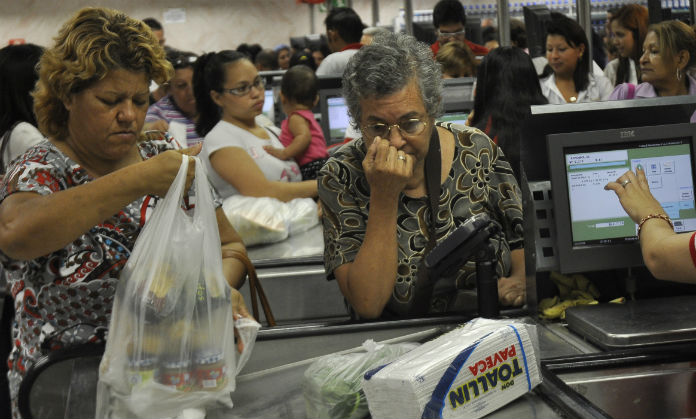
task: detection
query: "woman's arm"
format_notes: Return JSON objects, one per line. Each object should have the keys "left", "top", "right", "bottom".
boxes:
{"left": 605, "top": 167, "right": 696, "bottom": 283}
{"left": 263, "top": 114, "right": 312, "bottom": 160}
{"left": 333, "top": 138, "right": 413, "bottom": 319}
{"left": 209, "top": 147, "right": 317, "bottom": 201}
{"left": 0, "top": 147, "right": 199, "bottom": 260}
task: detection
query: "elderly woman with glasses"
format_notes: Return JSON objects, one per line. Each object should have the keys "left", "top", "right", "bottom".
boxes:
{"left": 193, "top": 51, "right": 317, "bottom": 201}
{"left": 318, "top": 32, "right": 525, "bottom": 320}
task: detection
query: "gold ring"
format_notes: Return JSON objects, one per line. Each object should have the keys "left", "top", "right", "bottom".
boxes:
{"left": 621, "top": 179, "right": 631, "bottom": 187}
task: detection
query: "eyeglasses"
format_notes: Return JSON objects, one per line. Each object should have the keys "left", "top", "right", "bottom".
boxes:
{"left": 221, "top": 77, "right": 266, "bottom": 96}
{"left": 171, "top": 55, "right": 197, "bottom": 69}
{"left": 437, "top": 29, "right": 466, "bottom": 40}
{"left": 363, "top": 119, "right": 428, "bottom": 139}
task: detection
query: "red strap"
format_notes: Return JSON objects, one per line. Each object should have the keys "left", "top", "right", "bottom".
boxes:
{"left": 626, "top": 83, "right": 636, "bottom": 99}
{"left": 689, "top": 231, "right": 696, "bottom": 269}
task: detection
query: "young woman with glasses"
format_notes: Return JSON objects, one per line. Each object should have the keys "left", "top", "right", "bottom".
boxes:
{"left": 318, "top": 32, "right": 525, "bottom": 320}
{"left": 193, "top": 50, "right": 317, "bottom": 201}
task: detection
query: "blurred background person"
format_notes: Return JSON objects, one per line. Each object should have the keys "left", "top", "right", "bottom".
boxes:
{"left": 482, "top": 26, "right": 500, "bottom": 50}
{"left": 539, "top": 13, "right": 613, "bottom": 104}
{"left": 194, "top": 50, "right": 317, "bottom": 201}
{"left": 143, "top": 17, "right": 165, "bottom": 47}
{"left": 0, "top": 44, "right": 45, "bottom": 176}
{"left": 360, "top": 26, "right": 389, "bottom": 46}
{"left": 317, "top": 7, "right": 365, "bottom": 77}
{"left": 610, "top": 20, "right": 696, "bottom": 102}
{"left": 289, "top": 49, "right": 317, "bottom": 71}
{"left": 469, "top": 46, "right": 548, "bottom": 177}
{"left": 144, "top": 50, "right": 201, "bottom": 147}
{"left": 255, "top": 48, "right": 278, "bottom": 71}
{"left": 275, "top": 44, "right": 291, "bottom": 70}
{"left": 435, "top": 41, "right": 477, "bottom": 78}
{"left": 0, "top": 8, "right": 251, "bottom": 418}
{"left": 431, "top": 0, "right": 488, "bottom": 57}
{"left": 510, "top": 19, "right": 528, "bottom": 52}
{"left": 604, "top": 4, "right": 649, "bottom": 86}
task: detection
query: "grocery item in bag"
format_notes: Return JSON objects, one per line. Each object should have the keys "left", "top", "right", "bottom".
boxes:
{"left": 362, "top": 318, "right": 541, "bottom": 419}
{"left": 96, "top": 156, "right": 260, "bottom": 419}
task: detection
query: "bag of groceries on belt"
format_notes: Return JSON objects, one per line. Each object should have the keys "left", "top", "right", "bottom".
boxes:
{"left": 96, "top": 156, "right": 260, "bottom": 419}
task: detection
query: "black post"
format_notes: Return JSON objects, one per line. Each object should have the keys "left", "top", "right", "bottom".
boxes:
{"left": 476, "top": 242, "right": 500, "bottom": 318}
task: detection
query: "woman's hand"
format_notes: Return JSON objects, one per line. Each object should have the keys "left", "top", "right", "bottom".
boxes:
{"left": 143, "top": 120, "right": 169, "bottom": 132}
{"left": 604, "top": 166, "right": 665, "bottom": 224}
{"left": 363, "top": 137, "right": 413, "bottom": 198}
{"left": 142, "top": 143, "right": 202, "bottom": 196}
{"left": 498, "top": 274, "right": 525, "bottom": 306}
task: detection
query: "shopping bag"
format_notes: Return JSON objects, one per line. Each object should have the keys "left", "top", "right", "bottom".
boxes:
{"left": 96, "top": 155, "right": 260, "bottom": 419}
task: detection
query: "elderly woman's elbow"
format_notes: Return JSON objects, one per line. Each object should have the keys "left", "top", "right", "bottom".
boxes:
{"left": 0, "top": 225, "right": 31, "bottom": 260}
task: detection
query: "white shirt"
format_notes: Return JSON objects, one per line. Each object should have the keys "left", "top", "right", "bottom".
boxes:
{"left": 539, "top": 72, "right": 614, "bottom": 104}
{"left": 201, "top": 120, "right": 302, "bottom": 199}
{"left": 603, "top": 58, "right": 638, "bottom": 86}
{"left": 316, "top": 49, "right": 359, "bottom": 77}
{"left": 2, "top": 122, "right": 45, "bottom": 171}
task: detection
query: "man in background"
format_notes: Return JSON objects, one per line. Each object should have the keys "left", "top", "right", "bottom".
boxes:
{"left": 430, "top": 0, "right": 488, "bottom": 57}
{"left": 316, "top": 7, "right": 365, "bottom": 76}
{"left": 143, "top": 17, "right": 166, "bottom": 46}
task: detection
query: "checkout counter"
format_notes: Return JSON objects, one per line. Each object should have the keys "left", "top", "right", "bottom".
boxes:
{"left": 15, "top": 213, "right": 696, "bottom": 418}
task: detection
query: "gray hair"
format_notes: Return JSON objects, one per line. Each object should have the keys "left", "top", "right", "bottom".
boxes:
{"left": 342, "top": 31, "right": 443, "bottom": 129}
{"left": 362, "top": 26, "right": 390, "bottom": 36}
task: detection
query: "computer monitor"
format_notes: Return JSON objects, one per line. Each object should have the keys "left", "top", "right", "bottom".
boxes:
{"left": 523, "top": 5, "right": 552, "bottom": 58}
{"left": 441, "top": 77, "right": 475, "bottom": 113}
{"left": 521, "top": 95, "right": 696, "bottom": 182}
{"left": 438, "top": 112, "right": 470, "bottom": 126}
{"left": 465, "top": 17, "right": 483, "bottom": 46}
{"left": 547, "top": 122, "right": 696, "bottom": 274}
{"left": 319, "top": 88, "right": 351, "bottom": 145}
{"left": 262, "top": 88, "right": 275, "bottom": 122}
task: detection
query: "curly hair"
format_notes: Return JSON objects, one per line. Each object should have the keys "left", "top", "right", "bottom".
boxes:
{"left": 33, "top": 7, "right": 173, "bottom": 141}
{"left": 342, "top": 31, "right": 443, "bottom": 130}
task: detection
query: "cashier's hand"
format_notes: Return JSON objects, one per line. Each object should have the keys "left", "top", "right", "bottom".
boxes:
{"left": 498, "top": 275, "right": 525, "bottom": 306}
{"left": 363, "top": 137, "right": 413, "bottom": 198}
{"left": 231, "top": 289, "right": 252, "bottom": 353}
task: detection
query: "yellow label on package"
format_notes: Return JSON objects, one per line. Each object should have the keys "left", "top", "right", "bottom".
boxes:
{"left": 362, "top": 319, "right": 541, "bottom": 419}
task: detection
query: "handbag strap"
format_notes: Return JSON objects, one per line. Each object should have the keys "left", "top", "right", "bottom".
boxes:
{"left": 222, "top": 248, "right": 277, "bottom": 327}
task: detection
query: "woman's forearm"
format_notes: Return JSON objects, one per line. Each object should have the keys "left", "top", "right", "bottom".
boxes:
{"left": 339, "top": 194, "right": 400, "bottom": 318}
{"left": 0, "top": 163, "right": 152, "bottom": 260}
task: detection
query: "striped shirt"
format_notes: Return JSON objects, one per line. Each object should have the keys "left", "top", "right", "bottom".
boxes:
{"left": 145, "top": 95, "right": 201, "bottom": 146}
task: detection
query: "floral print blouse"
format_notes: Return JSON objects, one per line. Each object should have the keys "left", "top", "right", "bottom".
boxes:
{"left": 318, "top": 122, "right": 524, "bottom": 317}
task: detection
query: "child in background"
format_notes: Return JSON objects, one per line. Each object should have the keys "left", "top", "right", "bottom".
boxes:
{"left": 263, "top": 65, "right": 329, "bottom": 180}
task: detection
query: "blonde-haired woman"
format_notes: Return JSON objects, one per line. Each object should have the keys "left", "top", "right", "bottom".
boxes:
{"left": 0, "top": 8, "right": 250, "bottom": 417}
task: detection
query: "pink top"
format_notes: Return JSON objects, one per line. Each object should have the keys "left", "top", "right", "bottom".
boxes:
{"left": 279, "top": 109, "right": 329, "bottom": 167}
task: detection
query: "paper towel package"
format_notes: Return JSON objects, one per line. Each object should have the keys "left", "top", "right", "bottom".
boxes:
{"left": 361, "top": 318, "right": 541, "bottom": 419}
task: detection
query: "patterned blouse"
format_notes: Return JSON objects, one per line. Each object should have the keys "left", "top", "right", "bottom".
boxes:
{"left": 318, "top": 122, "right": 524, "bottom": 317}
{"left": 0, "top": 133, "right": 174, "bottom": 414}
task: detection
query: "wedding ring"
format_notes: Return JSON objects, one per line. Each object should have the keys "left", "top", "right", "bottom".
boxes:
{"left": 397, "top": 155, "right": 406, "bottom": 161}
{"left": 621, "top": 179, "right": 631, "bottom": 187}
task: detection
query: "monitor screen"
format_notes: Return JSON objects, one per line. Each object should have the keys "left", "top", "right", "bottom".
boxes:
{"left": 319, "top": 88, "right": 351, "bottom": 145}
{"left": 262, "top": 89, "right": 275, "bottom": 121}
{"left": 438, "top": 112, "right": 470, "bottom": 126}
{"left": 521, "top": 95, "right": 696, "bottom": 182}
{"left": 547, "top": 122, "right": 696, "bottom": 273}
{"left": 442, "top": 77, "right": 475, "bottom": 113}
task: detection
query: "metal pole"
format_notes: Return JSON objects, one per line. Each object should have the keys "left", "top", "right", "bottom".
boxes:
{"left": 497, "top": 0, "right": 511, "bottom": 47}
{"left": 404, "top": 0, "right": 414, "bottom": 35}
{"left": 691, "top": 0, "right": 696, "bottom": 27}
{"left": 372, "top": 0, "right": 380, "bottom": 26}
{"left": 576, "top": 0, "right": 593, "bottom": 64}
{"left": 309, "top": 4, "right": 315, "bottom": 34}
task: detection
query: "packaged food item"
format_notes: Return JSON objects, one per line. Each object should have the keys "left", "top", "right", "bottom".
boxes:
{"left": 193, "top": 350, "right": 227, "bottom": 391}
{"left": 156, "top": 357, "right": 193, "bottom": 392}
{"left": 362, "top": 318, "right": 542, "bottom": 419}
{"left": 126, "top": 356, "right": 156, "bottom": 389}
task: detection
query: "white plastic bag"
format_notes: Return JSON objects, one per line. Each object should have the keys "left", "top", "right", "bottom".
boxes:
{"left": 221, "top": 195, "right": 318, "bottom": 246}
{"left": 96, "top": 156, "right": 260, "bottom": 419}
{"left": 303, "top": 340, "right": 419, "bottom": 419}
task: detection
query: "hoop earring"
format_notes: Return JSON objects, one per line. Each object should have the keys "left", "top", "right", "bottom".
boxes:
{"left": 677, "top": 68, "right": 683, "bottom": 81}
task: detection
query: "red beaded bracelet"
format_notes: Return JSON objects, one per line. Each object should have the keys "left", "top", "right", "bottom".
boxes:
{"left": 637, "top": 213, "right": 674, "bottom": 237}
